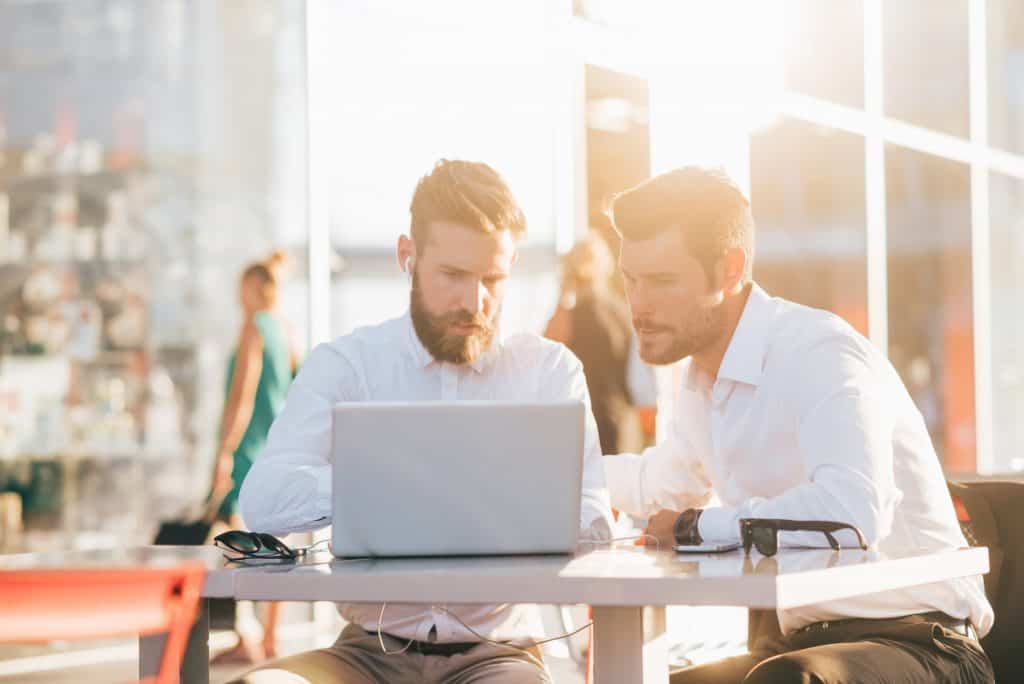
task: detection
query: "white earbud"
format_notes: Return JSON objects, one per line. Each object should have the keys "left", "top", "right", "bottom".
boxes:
{"left": 404, "top": 257, "right": 414, "bottom": 284}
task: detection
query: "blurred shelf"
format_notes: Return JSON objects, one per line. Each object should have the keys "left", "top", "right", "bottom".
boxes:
{"left": 0, "top": 449, "right": 183, "bottom": 464}
{"left": 1, "top": 349, "right": 145, "bottom": 362}
{"left": 0, "top": 258, "right": 147, "bottom": 269}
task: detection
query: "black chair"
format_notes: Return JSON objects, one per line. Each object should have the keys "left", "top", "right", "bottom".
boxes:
{"left": 947, "top": 480, "right": 1024, "bottom": 682}
{"left": 745, "top": 482, "right": 1023, "bottom": 681}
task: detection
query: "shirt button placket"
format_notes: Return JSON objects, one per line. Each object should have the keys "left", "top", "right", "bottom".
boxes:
{"left": 441, "top": 365, "right": 458, "bottom": 400}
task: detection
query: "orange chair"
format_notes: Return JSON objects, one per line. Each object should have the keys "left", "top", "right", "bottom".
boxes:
{"left": 586, "top": 611, "right": 594, "bottom": 683}
{"left": 0, "top": 562, "right": 206, "bottom": 684}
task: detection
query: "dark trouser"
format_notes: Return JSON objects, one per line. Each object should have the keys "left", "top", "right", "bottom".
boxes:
{"left": 672, "top": 612, "right": 994, "bottom": 684}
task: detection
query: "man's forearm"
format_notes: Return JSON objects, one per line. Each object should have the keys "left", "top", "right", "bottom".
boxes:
{"left": 240, "top": 458, "right": 331, "bottom": 535}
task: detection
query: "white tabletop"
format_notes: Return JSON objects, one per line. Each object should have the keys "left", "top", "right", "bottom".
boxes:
{"left": 0, "top": 544, "right": 988, "bottom": 609}
{"left": 1, "top": 544, "right": 988, "bottom": 684}
{"left": 230, "top": 545, "right": 987, "bottom": 609}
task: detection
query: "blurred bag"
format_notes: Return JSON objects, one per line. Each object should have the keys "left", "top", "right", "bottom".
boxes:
{"left": 153, "top": 492, "right": 236, "bottom": 630}
{"left": 153, "top": 493, "right": 224, "bottom": 546}
{"left": 153, "top": 516, "right": 216, "bottom": 546}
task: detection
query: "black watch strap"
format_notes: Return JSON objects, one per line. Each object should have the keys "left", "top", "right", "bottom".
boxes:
{"left": 673, "top": 508, "right": 703, "bottom": 546}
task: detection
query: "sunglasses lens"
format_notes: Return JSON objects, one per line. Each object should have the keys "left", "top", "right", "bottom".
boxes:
{"left": 216, "top": 531, "right": 260, "bottom": 553}
{"left": 752, "top": 527, "right": 778, "bottom": 556}
{"left": 256, "top": 533, "right": 291, "bottom": 556}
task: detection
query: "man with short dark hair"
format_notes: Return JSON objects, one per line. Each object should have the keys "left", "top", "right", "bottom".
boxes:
{"left": 234, "top": 159, "right": 613, "bottom": 683}
{"left": 603, "top": 166, "right": 995, "bottom": 683}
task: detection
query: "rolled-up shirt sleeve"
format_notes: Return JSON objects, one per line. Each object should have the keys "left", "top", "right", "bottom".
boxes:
{"left": 697, "top": 336, "right": 902, "bottom": 548}
{"left": 603, "top": 409, "right": 713, "bottom": 520}
{"left": 545, "top": 347, "right": 615, "bottom": 541}
{"left": 239, "top": 342, "right": 361, "bottom": 536}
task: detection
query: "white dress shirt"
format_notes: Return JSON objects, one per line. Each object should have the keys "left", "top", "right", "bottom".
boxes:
{"left": 604, "top": 283, "right": 993, "bottom": 636}
{"left": 240, "top": 313, "right": 614, "bottom": 643}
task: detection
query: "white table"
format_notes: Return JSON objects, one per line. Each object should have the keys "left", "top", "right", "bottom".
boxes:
{"left": 0, "top": 544, "right": 989, "bottom": 683}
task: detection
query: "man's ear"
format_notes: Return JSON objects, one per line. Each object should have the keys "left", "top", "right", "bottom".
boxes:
{"left": 397, "top": 235, "right": 416, "bottom": 274}
{"left": 721, "top": 247, "right": 747, "bottom": 295}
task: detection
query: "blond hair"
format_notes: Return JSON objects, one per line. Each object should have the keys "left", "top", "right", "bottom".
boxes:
{"left": 409, "top": 159, "right": 526, "bottom": 248}
{"left": 563, "top": 233, "right": 614, "bottom": 289}
{"left": 242, "top": 249, "right": 289, "bottom": 308}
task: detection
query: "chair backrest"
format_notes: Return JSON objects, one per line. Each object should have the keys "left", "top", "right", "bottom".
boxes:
{"left": 947, "top": 480, "right": 1024, "bottom": 682}
{"left": 0, "top": 561, "right": 206, "bottom": 684}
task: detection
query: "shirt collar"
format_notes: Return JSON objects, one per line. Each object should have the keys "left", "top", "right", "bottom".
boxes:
{"left": 403, "top": 311, "right": 502, "bottom": 374}
{"left": 715, "top": 282, "right": 773, "bottom": 387}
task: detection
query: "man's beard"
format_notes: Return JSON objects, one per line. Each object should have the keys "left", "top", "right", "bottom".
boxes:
{"left": 634, "top": 298, "right": 728, "bottom": 366}
{"left": 410, "top": 275, "right": 497, "bottom": 365}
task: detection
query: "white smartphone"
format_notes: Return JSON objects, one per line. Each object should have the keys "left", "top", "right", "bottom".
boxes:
{"left": 674, "top": 541, "right": 742, "bottom": 553}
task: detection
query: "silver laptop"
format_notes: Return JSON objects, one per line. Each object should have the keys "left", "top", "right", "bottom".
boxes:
{"left": 330, "top": 401, "right": 584, "bottom": 558}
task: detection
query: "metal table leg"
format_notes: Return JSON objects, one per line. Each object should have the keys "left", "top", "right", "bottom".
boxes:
{"left": 140, "top": 598, "right": 210, "bottom": 683}
{"left": 592, "top": 605, "right": 669, "bottom": 684}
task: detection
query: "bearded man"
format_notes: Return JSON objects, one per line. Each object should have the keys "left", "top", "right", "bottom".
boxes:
{"left": 235, "top": 159, "right": 613, "bottom": 684}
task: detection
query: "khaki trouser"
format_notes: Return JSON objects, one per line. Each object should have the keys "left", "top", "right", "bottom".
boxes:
{"left": 232, "top": 623, "right": 551, "bottom": 684}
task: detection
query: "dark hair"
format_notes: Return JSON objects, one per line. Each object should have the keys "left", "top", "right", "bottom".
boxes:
{"left": 409, "top": 159, "right": 526, "bottom": 247}
{"left": 608, "top": 166, "right": 755, "bottom": 283}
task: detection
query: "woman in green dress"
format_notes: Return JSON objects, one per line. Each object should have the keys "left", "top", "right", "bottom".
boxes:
{"left": 211, "top": 250, "right": 298, "bottom": 664}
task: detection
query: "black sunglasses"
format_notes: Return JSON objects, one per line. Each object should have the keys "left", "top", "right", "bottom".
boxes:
{"left": 214, "top": 530, "right": 296, "bottom": 560}
{"left": 738, "top": 518, "right": 868, "bottom": 557}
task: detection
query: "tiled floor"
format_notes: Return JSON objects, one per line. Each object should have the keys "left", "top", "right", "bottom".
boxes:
{"left": 0, "top": 605, "right": 749, "bottom": 682}
{"left": 0, "top": 628, "right": 586, "bottom": 683}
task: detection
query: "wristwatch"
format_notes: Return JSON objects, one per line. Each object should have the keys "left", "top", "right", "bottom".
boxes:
{"left": 673, "top": 508, "right": 703, "bottom": 546}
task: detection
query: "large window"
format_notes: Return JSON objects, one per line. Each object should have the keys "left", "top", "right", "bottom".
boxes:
{"left": 884, "top": 0, "right": 969, "bottom": 138}
{"left": 989, "top": 172, "right": 1024, "bottom": 472}
{"left": 750, "top": 118, "right": 868, "bottom": 335}
{"left": 0, "top": 0, "right": 309, "bottom": 548}
{"left": 749, "top": 0, "right": 1024, "bottom": 475}
{"left": 885, "top": 147, "right": 973, "bottom": 472}
{"left": 781, "top": 0, "right": 864, "bottom": 108}
{"left": 988, "top": 0, "right": 1024, "bottom": 155}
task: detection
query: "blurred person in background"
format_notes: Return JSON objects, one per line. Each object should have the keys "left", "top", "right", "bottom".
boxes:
{"left": 545, "top": 233, "right": 642, "bottom": 454}
{"left": 211, "top": 249, "right": 300, "bottom": 664}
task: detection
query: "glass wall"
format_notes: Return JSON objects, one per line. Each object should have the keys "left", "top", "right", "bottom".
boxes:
{"left": 885, "top": 147, "right": 973, "bottom": 472}
{"left": 750, "top": 119, "right": 868, "bottom": 335}
{"left": 988, "top": 0, "right": 1024, "bottom": 155}
{"left": 781, "top": 0, "right": 863, "bottom": 108}
{"left": 883, "top": 0, "right": 969, "bottom": 137}
{"left": 0, "top": 0, "right": 308, "bottom": 549}
{"left": 989, "top": 172, "right": 1024, "bottom": 472}
{"left": 744, "top": 0, "right": 1024, "bottom": 474}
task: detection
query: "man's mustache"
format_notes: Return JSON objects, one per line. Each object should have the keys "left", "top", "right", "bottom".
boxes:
{"left": 441, "top": 310, "right": 491, "bottom": 329}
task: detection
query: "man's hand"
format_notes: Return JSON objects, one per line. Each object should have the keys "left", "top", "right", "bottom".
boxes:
{"left": 645, "top": 509, "right": 684, "bottom": 549}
